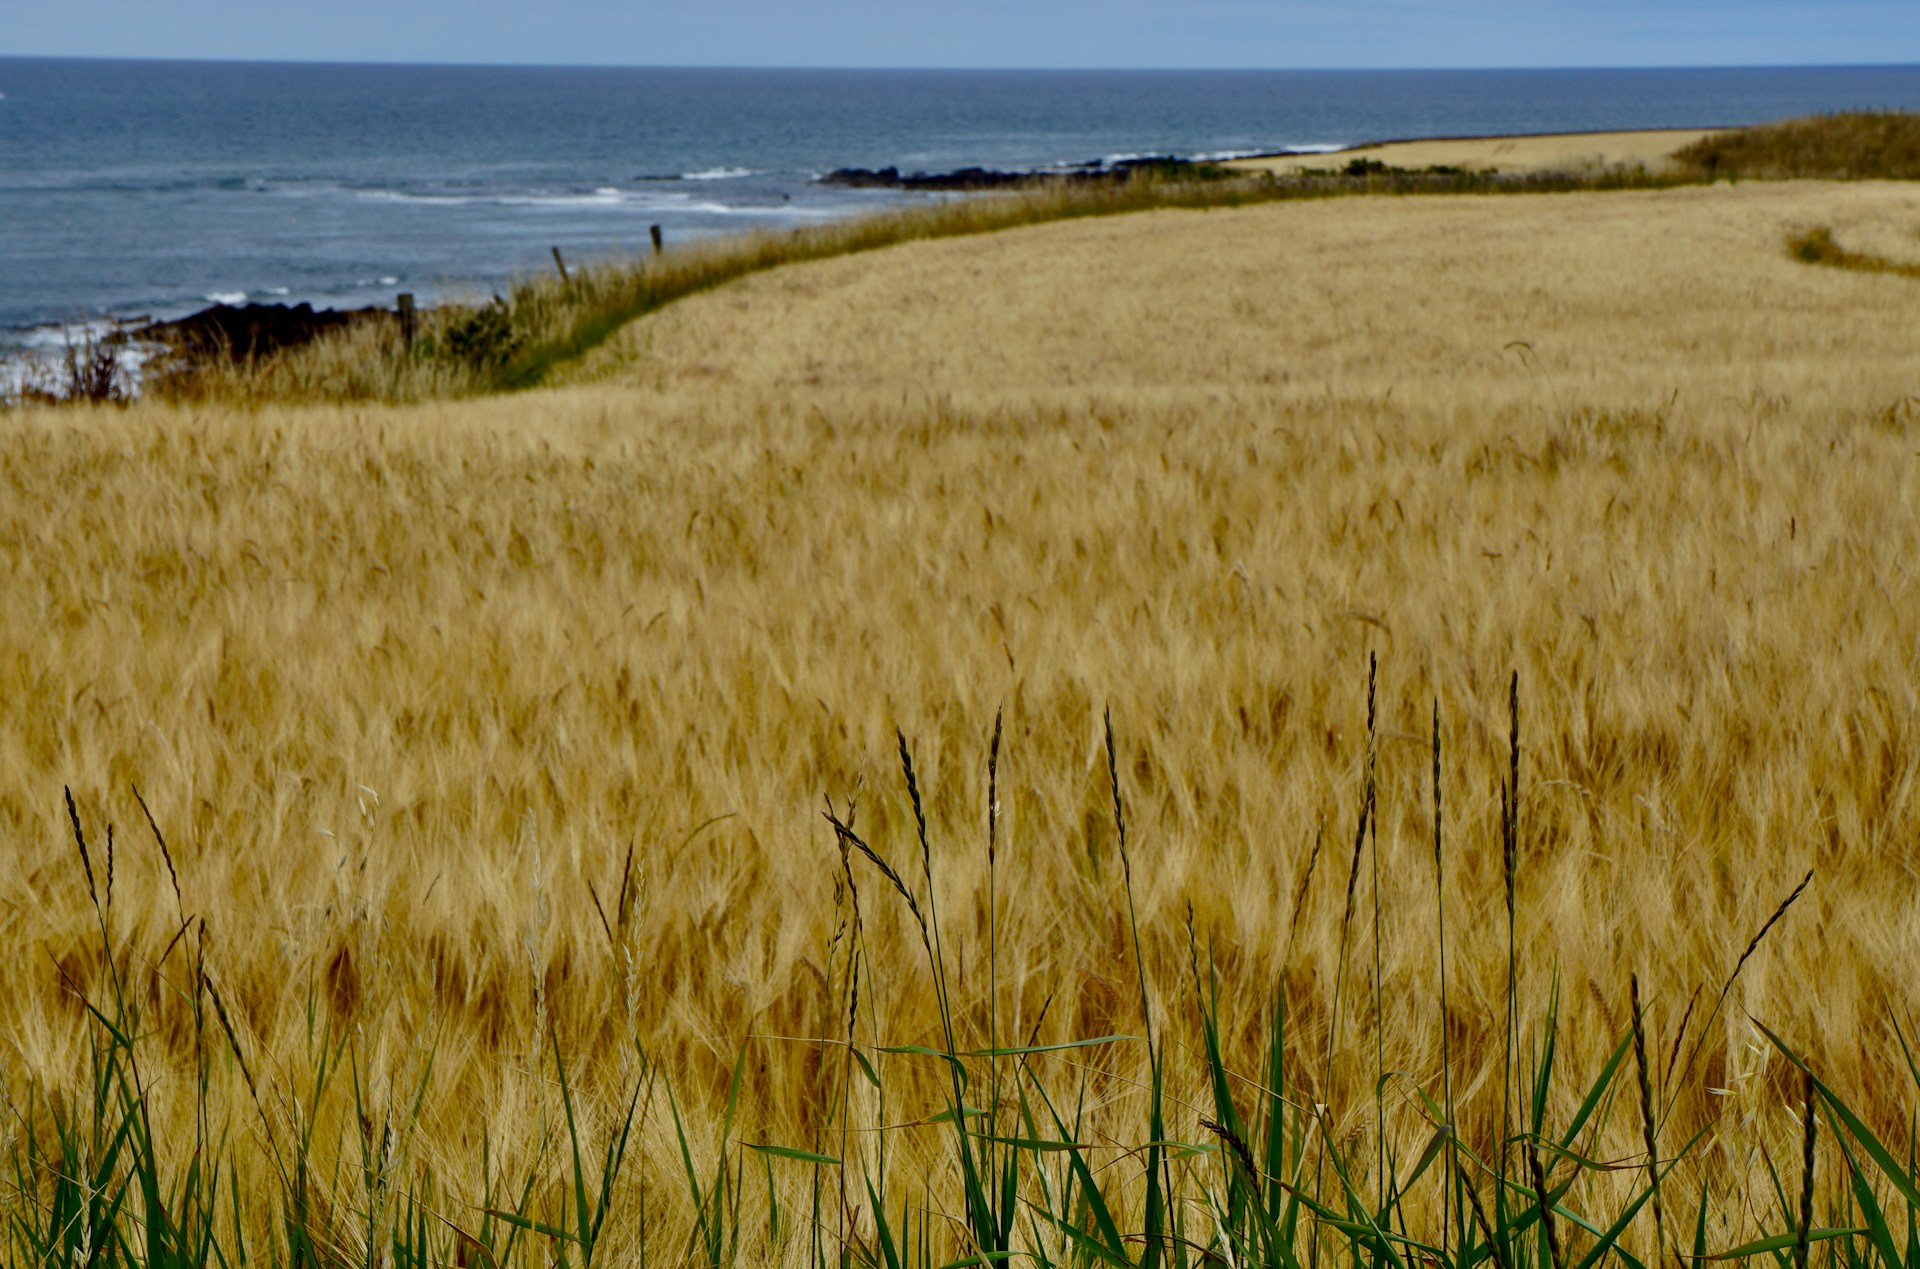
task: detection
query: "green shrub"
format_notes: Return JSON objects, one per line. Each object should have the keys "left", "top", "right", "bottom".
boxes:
{"left": 441, "top": 300, "right": 525, "bottom": 370}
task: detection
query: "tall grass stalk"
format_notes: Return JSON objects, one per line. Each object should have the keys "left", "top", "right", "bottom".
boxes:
{"left": 1368, "top": 657, "right": 1386, "bottom": 1217}
{"left": 984, "top": 708, "right": 1006, "bottom": 1269}
{"left": 1433, "top": 700, "right": 1459, "bottom": 1265}
{"left": 13, "top": 672, "right": 1915, "bottom": 1269}
{"left": 1631, "top": 973, "right": 1667, "bottom": 1269}
{"left": 1501, "top": 670, "right": 1522, "bottom": 1269}
{"left": 1105, "top": 708, "right": 1171, "bottom": 1269}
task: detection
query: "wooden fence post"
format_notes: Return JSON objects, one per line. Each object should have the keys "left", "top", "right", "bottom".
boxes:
{"left": 551, "top": 246, "right": 570, "bottom": 284}
{"left": 650, "top": 224, "right": 664, "bottom": 255}
{"left": 397, "top": 292, "right": 416, "bottom": 353}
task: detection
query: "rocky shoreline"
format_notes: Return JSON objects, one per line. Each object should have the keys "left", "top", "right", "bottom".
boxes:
{"left": 133, "top": 300, "right": 393, "bottom": 362}
{"left": 24, "top": 157, "right": 1241, "bottom": 389}
{"left": 79, "top": 161, "right": 1231, "bottom": 377}
{"left": 816, "top": 154, "right": 1230, "bottom": 190}
{"left": 0, "top": 301, "right": 402, "bottom": 401}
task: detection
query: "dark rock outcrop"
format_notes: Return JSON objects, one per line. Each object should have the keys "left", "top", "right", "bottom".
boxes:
{"left": 818, "top": 156, "right": 1216, "bottom": 191}
{"left": 137, "top": 301, "right": 389, "bottom": 361}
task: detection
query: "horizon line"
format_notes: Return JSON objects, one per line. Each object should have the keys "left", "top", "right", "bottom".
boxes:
{"left": 4, "top": 52, "right": 1919, "bottom": 74}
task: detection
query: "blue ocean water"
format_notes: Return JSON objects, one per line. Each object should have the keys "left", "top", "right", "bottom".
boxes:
{"left": 4, "top": 59, "right": 1920, "bottom": 346}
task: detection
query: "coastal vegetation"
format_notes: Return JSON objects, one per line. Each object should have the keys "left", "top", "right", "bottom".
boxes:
{"left": 10, "top": 113, "right": 1907, "bottom": 414}
{"left": 1785, "top": 223, "right": 1920, "bottom": 280}
{"left": 4, "top": 176, "right": 1920, "bottom": 1264}
{"left": 136, "top": 165, "right": 1679, "bottom": 406}
{"left": 124, "top": 112, "right": 1917, "bottom": 408}
{"left": 1672, "top": 111, "right": 1920, "bottom": 181}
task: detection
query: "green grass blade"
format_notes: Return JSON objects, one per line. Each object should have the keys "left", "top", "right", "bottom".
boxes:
{"left": 746, "top": 1144, "right": 842, "bottom": 1166}
{"left": 1758, "top": 1022, "right": 1920, "bottom": 1211}
{"left": 1695, "top": 1175, "right": 1715, "bottom": 1263}
{"left": 591, "top": 1079, "right": 644, "bottom": 1248}
{"left": 482, "top": 1208, "right": 578, "bottom": 1244}
{"left": 961, "top": 1036, "right": 1139, "bottom": 1058}
{"left": 1030, "top": 1209, "right": 1135, "bottom": 1269}
{"left": 1708, "top": 1231, "right": 1865, "bottom": 1260}
{"left": 1263, "top": 986, "right": 1290, "bottom": 1224}
{"left": 1832, "top": 1125, "right": 1902, "bottom": 1269}
{"left": 976, "top": 1136, "right": 1087, "bottom": 1153}
{"left": 1558, "top": 1029, "right": 1635, "bottom": 1151}
{"left": 1531, "top": 976, "right": 1562, "bottom": 1136}
{"left": 1216, "top": 1138, "right": 1302, "bottom": 1269}
{"left": 1036, "top": 1105, "right": 1127, "bottom": 1264}
{"left": 866, "top": 1178, "right": 903, "bottom": 1269}
{"left": 550, "top": 1029, "right": 596, "bottom": 1263}
{"left": 1142, "top": 1056, "right": 1168, "bottom": 1269}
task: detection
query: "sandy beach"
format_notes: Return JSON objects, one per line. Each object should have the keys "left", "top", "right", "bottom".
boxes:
{"left": 1229, "top": 126, "right": 1725, "bottom": 175}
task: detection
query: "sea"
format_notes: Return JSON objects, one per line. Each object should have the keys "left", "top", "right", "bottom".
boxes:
{"left": 5, "top": 59, "right": 1920, "bottom": 376}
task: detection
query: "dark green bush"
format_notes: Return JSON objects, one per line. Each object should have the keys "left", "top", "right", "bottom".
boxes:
{"left": 441, "top": 300, "right": 525, "bottom": 370}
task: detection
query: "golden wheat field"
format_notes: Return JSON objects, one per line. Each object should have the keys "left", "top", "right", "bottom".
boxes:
{"left": 8, "top": 177, "right": 1920, "bottom": 1262}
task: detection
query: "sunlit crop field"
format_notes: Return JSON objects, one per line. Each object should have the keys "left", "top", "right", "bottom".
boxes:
{"left": 7, "top": 178, "right": 1920, "bottom": 1266}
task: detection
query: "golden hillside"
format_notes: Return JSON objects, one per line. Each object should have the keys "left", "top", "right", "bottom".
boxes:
{"left": 8, "top": 178, "right": 1920, "bottom": 1263}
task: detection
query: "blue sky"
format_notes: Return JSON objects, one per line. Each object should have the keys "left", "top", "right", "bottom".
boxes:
{"left": 4, "top": 0, "right": 1916, "bottom": 68}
